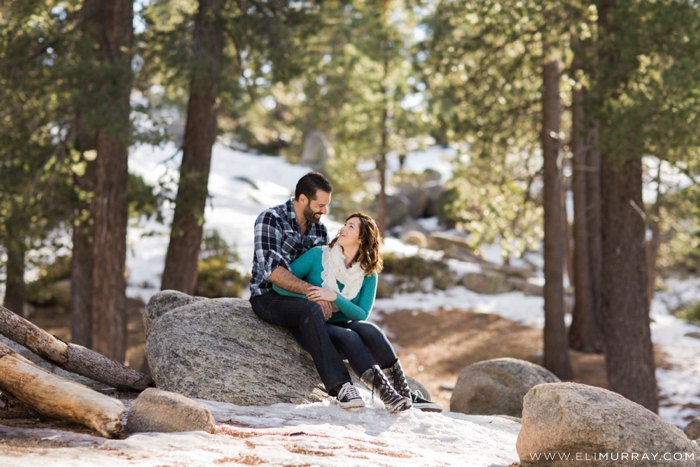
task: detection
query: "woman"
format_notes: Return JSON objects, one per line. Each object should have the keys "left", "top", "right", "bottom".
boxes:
{"left": 273, "top": 212, "right": 442, "bottom": 413}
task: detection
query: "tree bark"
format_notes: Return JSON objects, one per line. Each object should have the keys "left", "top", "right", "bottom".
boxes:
{"left": 568, "top": 86, "right": 602, "bottom": 353}
{"left": 3, "top": 238, "right": 26, "bottom": 318}
{"left": 561, "top": 163, "right": 574, "bottom": 289}
{"left": 161, "top": 0, "right": 224, "bottom": 294}
{"left": 71, "top": 153, "right": 95, "bottom": 348}
{"left": 86, "top": 0, "right": 134, "bottom": 362}
{"left": 0, "top": 305, "right": 153, "bottom": 391}
{"left": 600, "top": 155, "right": 658, "bottom": 412}
{"left": 646, "top": 158, "right": 662, "bottom": 306}
{"left": 585, "top": 122, "right": 604, "bottom": 352}
{"left": 0, "top": 341, "right": 125, "bottom": 438}
{"left": 541, "top": 59, "right": 574, "bottom": 380}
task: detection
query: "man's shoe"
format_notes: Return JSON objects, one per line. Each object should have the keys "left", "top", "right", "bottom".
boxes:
{"left": 336, "top": 382, "right": 365, "bottom": 409}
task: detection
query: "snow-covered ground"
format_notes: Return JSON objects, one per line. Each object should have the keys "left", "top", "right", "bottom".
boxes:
{"left": 1, "top": 142, "right": 698, "bottom": 466}
{"left": 0, "top": 399, "right": 521, "bottom": 467}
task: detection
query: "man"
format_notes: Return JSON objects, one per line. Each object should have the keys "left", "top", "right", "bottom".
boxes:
{"left": 249, "top": 172, "right": 364, "bottom": 409}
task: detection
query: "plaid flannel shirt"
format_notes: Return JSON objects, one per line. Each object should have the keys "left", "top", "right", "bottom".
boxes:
{"left": 250, "top": 198, "right": 329, "bottom": 297}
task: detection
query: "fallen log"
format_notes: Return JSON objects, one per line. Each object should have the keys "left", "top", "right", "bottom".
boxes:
{"left": 0, "top": 305, "right": 153, "bottom": 391}
{"left": 0, "top": 341, "right": 125, "bottom": 438}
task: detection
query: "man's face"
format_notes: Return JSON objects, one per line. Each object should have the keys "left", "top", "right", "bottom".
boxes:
{"left": 302, "top": 190, "right": 331, "bottom": 224}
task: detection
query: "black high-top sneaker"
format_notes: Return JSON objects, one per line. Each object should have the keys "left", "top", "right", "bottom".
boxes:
{"left": 383, "top": 360, "right": 443, "bottom": 413}
{"left": 336, "top": 382, "right": 365, "bottom": 410}
{"left": 360, "top": 365, "right": 411, "bottom": 413}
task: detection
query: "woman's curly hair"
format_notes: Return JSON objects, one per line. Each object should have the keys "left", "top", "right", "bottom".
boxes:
{"left": 329, "top": 212, "right": 383, "bottom": 276}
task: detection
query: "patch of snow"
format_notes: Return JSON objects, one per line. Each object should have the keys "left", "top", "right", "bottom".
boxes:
{"left": 0, "top": 401, "right": 521, "bottom": 467}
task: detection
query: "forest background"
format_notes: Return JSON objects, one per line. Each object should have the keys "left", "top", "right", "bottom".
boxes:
{"left": 1, "top": 0, "right": 700, "bottom": 417}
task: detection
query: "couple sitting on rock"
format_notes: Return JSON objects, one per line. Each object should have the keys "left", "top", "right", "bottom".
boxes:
{"left": 249, "top": 172, "right": 442, "bottom": 413}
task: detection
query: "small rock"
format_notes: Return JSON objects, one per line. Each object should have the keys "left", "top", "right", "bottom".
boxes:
{"left": 461, "top": 272, "right": 513, "bottom": 295}
{"left": 126, "top": 388, "right": 215, "bottom": 434}
{"left": 450, "top": 358, "right": 560, "bottom": 417}
{"left": 400, "top": 230, "right": 428, "bottom": 248}
{"left": 685, "top": 332, "right": 700, "bottom": 340}
{"left": 685, "top": 418, "right": 700, "bottom": 441}
{"left": 517, "top": 382, "right": 700, "bottom": 466}
{"left": 507, "top": 277, "right": 544, "bottom": 297}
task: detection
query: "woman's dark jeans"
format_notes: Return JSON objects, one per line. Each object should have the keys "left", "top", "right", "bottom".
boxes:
{"left": 326, "top": 320, "right": 398, "bottom": 377}
{"left": 250, "top": 291, "right": 351, "bottom": 395}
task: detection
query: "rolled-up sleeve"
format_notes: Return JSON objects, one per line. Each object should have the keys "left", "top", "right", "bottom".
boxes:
{"left": 254, "top": 211, "right": 291, "bottom": 280}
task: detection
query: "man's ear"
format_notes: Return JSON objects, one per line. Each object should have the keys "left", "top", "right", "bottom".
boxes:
{"left": 298, "top": 194, "right": 307, "bottom": 205}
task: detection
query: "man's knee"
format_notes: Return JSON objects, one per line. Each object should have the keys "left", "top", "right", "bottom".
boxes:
{"left": 301, "top": 302, "right": 325, "bottom": 326}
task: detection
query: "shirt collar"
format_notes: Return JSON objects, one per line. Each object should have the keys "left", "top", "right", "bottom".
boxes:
{"left": 285, "top": 197, "right": 296, "bottom": 220}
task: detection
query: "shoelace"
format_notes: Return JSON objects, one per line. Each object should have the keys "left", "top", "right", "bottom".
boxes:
{"left": 340, "top": 383, "right": 361, "bottom": 401}
{"left": 388, "top": 369, "right": 411, "bottom": 398}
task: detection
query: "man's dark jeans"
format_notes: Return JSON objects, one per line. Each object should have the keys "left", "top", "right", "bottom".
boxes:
{"left": 250, "top": 291, "right": 351, "bottom": 395}
{"left": 326, "top": 321, "right": 398, "bottom": 377}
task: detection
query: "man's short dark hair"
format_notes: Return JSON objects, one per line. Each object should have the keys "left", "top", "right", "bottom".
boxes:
{"left": 295, "top": 172, "right": 332, "bottom": 201}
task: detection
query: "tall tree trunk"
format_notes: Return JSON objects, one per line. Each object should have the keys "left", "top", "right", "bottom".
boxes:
{"left": 600, "top": 155, "right": 658, "bottom": 412}
{"left": 85, "top": 0, "right": 134, "bottom": 362}
{"left": 646, "top": 158, "right": 662, "bottom": 306}
{"left": 71, "top": 150, "right": 95, "bottom": 347}
{"left": 560, "top": 158, "right": 574, "bottom": 289}
{"left": 161, "top": 0, "right": 224, "bottom": 294}
{"left": 568, "top": 85, "right": 602, "bottom": 353}
{"left": 377, "top": 126, "right": 388, "bottom": 237}
{"left": 71, "top": 221, "right": 93, "bottom": 346}
{"left": 596, "top": 0, "right": 658, "bottom": 412}
{"left": 541, "top": 58, "right": 574, "bottom": 380}
{"left": 585, "top": 122, "right": 604, "bottom": 352}
{"left": 3, "top": 237, "right": 26, "bottom": 317}
{"left": 376, "top": 35, "right": 390, "bottom": 238}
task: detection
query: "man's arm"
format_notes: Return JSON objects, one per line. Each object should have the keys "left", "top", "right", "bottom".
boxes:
{"left": 268, "top": 266, "right": 312, "bottom": 295}
{"left": 269, "top": 267, "right": 333, "bottom": 319}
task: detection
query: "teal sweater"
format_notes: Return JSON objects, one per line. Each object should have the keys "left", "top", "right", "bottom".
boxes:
{"left": 272, "top": 246, "right": 377, "bottom": 323}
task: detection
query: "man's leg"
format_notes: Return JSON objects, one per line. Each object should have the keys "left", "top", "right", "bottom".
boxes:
{"left": 250, "top": 291, "right": 351, "bottom": 394}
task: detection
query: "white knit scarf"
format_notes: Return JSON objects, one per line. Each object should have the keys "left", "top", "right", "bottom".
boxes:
{"left": 320, "top": 245, "right": 365, "bottom": 301}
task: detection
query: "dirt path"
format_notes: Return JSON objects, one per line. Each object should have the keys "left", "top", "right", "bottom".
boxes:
{"left": 375, "top": 307, "right": 609, "bottom": 411}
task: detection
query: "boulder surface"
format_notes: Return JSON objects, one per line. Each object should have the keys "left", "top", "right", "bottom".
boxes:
{"left": 126, "top": 388, "right": 215, "bottom": 433}
{"left": 144, "top": 290, "right": 328, "bottom": 405}
{"left": 685, "top": 418, "right": 700, "bottom": 441}
{"left": 450, "top": 357, "right": 560, "bottom": 417}
{"left": 517, "top": 382, "right": 700, "bottom": 466}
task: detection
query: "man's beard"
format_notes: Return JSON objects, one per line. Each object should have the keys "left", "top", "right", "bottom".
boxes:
{"left": 303, "top": 204, "right": 322, "bottom": 224}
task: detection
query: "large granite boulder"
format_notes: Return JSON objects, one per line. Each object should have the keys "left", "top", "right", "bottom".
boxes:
{"left": 144, "top": 290, "right": 328, "bottom": 405}
{"left": 450, "top": 358, "right": 560, "bottom": 417}
{"left": 517, "top": 383, "right": 700, "bottom": 466}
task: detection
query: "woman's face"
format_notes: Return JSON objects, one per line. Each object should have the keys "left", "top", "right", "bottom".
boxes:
{"left": 336, "top": 217, "right": 362, "bottom": 250}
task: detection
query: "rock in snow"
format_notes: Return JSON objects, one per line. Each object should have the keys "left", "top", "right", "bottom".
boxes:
{"left": 450, "top": 357, "right": 560, "bottom": 417}
{"left": 517, "top": 382, "right": 700, "bottom": 466}
{"left": 126, "top": 388, "right": 215, "bottom": 434}
{"left": 144, "top": 290, "right": 328, "bottom": 405}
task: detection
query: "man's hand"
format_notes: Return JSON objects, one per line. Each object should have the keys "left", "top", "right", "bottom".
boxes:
{"left": 316, "top": 300, "right": 333, "bottom": 320}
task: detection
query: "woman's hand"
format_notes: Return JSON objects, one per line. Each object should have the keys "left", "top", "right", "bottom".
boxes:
{"left": 306, "top": 286, "right": 337, "bottom": 303}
